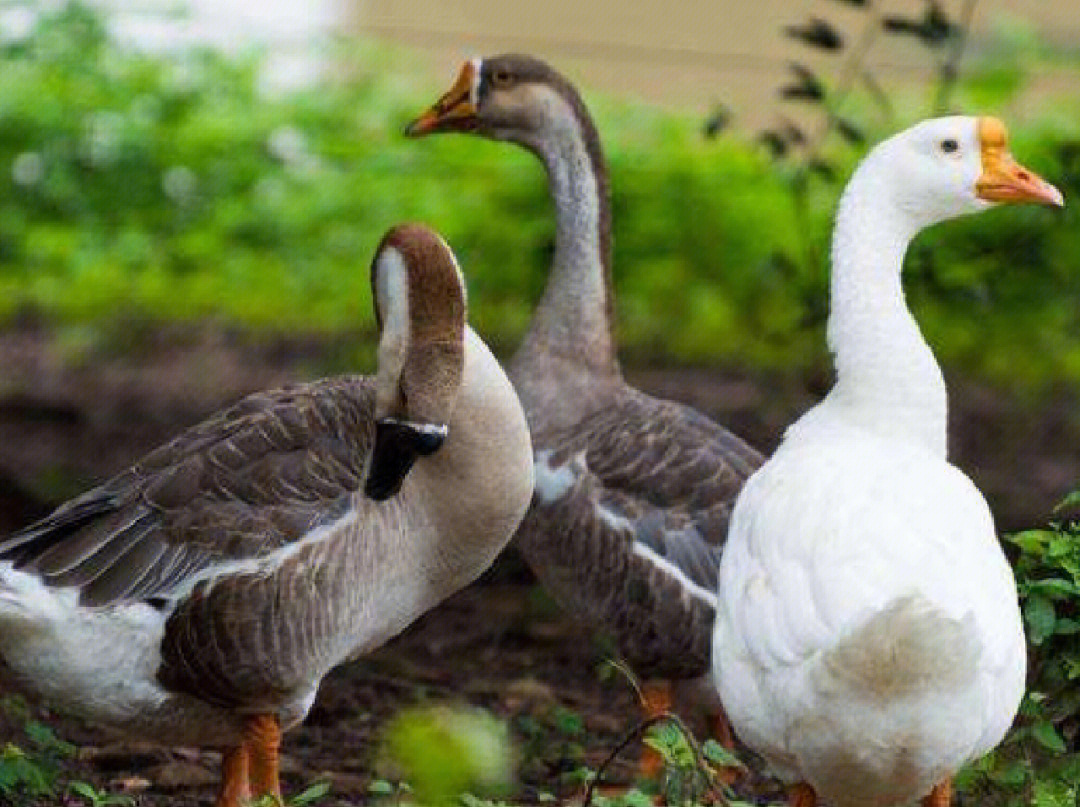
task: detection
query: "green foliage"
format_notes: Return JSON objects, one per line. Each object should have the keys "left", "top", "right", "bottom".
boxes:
{"left": 0, "top": 700, "right": 75, "bottom": 803}
{"left": 380, "top": 704, "right": 513, "bottom": 806}
{"left": 513, "top": 702, "right": 591, "bottom": 788}
{"left": 248, "top": 780, "right": 332, "bottom": 806}
{"left": 67, "top": 780, "right": 134, "bottom": 807}
{"left": 957, "top": 499, "right": 1080, "bottom": 805}
{"left": 0, "top": 3, "right": 1076, "bottom": 394}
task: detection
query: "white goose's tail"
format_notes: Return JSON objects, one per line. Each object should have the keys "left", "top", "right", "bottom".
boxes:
{"left": 800, "top": 597, "right": 985, "bottom": 807}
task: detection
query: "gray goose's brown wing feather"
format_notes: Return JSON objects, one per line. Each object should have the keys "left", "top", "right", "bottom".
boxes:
{"left": 520, "top": 391, "right": 763, "bottom": 679}
{"left": 0, "top": 375, "right": 376, "bottom": 608}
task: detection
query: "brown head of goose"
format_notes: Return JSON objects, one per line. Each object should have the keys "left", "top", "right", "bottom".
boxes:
{"left": 0, "top": 223, "right": 533, "bottom": 806}
{"left": 408, "top": 56, "right": 763, "bottom": 745}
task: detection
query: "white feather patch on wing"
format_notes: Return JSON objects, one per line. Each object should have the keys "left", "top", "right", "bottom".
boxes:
{"left": 167, "top": 507, "right": 356, "bottom": 604}
{"left": 533, "top": 449, "right": 584, "bottom": 503}
{"left": 631, "top": 540, "right": 718, "bottom": 610}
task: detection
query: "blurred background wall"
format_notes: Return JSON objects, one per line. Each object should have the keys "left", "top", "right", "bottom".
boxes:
{"left": 354, "top": 0, "right": 1079, "bottom": 127}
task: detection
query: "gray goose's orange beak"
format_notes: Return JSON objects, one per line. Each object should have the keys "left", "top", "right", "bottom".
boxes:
{"left": 975, "top": 117, "right": 1064, "bottom": 207}
{"left": 405, "top": 60, "right": 479, "bottom": 137}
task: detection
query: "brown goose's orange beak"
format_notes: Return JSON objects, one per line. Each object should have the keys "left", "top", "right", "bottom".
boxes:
{"left": 975, "top": 117, "right": 1064, "bottom": 207}
{"left": 405, "top": 60, "right": 479, "bottom": 137}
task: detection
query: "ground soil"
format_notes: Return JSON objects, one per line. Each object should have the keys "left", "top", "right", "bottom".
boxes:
{"left": 0, "top": 327, "right": 1074, "bottom": 806}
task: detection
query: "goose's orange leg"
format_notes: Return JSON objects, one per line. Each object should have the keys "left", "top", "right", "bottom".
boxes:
{"left": 922, "top": 779, "right": 952, "bottom": 807}
{"left": 215, "top": 744, "right": 250, "bottom": 807}
{"left": 788, "top": 782, "right": 817, "bottom": 807}
{"left": 710, "top": 710, "right": 735, "bottom": 751}
{"left": 639, "top": 679, "right": 672, "bottom": 779}
{"left": 246, "top": 713, "right": 283, "bottom": 804}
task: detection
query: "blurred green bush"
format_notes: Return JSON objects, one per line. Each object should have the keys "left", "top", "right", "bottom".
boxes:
{"left": 0, "top": 3, "right": 1078, "bottom": 393}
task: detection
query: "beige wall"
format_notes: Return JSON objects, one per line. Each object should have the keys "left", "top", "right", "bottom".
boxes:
{"left": 354, "top": 1, "right": 1078, "bottom": 128}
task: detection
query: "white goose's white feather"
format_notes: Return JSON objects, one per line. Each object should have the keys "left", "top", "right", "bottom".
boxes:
{"left": 712, "top": 117, "right": 1027, "bottom": 807}
{"left": 716, "top": 433, "right": 1025, "bottom": 801}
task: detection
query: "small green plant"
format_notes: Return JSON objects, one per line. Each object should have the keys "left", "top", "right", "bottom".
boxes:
{"left": 0, "top": 742, "right": 56, "bottom": 800}
{"left": 246, "top": 781, "right": 331, "bottom": 806}
{"left": 513, "top": 703, "right": 590, "bottom": 790}
{"left": 581, "top": 661, "right": 755, "bottom": 807}
{"left": 957, "top": 495, "right": 1080, "bottom": 806}
{"left": 0, "top": 708, "right": 76, "bottom": 802}
{"left": 67, "top": 780, "right": 135, "bottom": 807}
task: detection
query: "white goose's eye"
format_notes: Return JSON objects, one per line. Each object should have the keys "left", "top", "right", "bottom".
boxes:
{"left": 939, "top": 139, "right": 959, "bottom": 155}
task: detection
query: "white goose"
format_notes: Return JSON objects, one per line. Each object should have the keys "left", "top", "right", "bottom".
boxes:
{"left": 712, "top": 117, "right": 1063, "bottom": 807}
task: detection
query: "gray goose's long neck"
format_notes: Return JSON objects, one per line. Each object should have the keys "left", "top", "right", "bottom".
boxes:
{"left": 817, "top": 166, "right": 948, "bottom": 457}
{"left": 512, "top": 100, "right": 619, "bottom": 384}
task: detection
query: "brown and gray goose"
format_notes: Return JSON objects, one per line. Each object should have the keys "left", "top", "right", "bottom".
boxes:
{"left": 407, "top": 55, "right": 763, "bottom": 736}
{"left": 0, "top": 224, "right": 533, "bottom": 807}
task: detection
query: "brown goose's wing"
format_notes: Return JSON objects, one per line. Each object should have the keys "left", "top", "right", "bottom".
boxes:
{"left": 0, "top": 376, "right": 376, "bottom": 608}
{"left": 540, "top": 391, "right": 761, "bottom": 589}
{"left": 520, "top": 392, "right": 763, "bottom": 678}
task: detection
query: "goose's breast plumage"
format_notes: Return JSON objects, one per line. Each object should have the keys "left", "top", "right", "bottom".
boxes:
{"left": 714, "top": 432, "right": 1025, "bottom": 802}
{"left": 519, "top": 388, "right": 762, "bottom": 679}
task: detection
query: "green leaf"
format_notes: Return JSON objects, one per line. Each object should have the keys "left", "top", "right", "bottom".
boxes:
{"left": 701, "top": 738, "right": 741, "bottom": 768}
{"left": 1007, "top": 530, "right": 1050, "bottom": 554}
{"left": 1053, "top": 490, "right": 1080, "bottom": 512}
{"left": 1052, "top": 617, "right": 1080, "bottom": 635}
{"left": 1024, "top": 594, "right": 1056, "bottom": 645}
{"left": 24, "top": 721, "right": 75, "bottom": 757}
{"left": 289, "top": 780, "right": 331, "bottom": 805}
{"left": 986, "top": 758, "right": 1029, "bottom": 787}
{"left": 1024, "top": 579, "right": 1080, "bottom": 600}
{"left": 68, "top": 781, "right": 98, "bottom": 799}
{"left": 1033, "top": 777, "right": 1077, "bottom": 807}
{"left": 1030, "top": 720, "right": 1066, "bottom": 753}
{"left": 367, "top": 779, "right": 395, "bottom": 796}
{"left": 551, "top": 706, "right": 584, "bottom": 737}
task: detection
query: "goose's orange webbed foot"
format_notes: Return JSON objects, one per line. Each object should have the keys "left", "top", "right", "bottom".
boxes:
{"left": 921, "top": 779, "right": 952, "bottom": 807}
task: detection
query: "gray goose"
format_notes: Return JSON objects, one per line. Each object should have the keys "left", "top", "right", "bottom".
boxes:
{"left": 0, "top": 224, "right": 533, "bottom": 807}
{"left": 407, "top": 55, "right": 763, "bottom": 744}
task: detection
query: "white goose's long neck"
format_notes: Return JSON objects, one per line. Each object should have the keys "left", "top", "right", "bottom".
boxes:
{"left": 512, "top": 111, "right": 619, "bottom": 383}
{"left": 818, "top": 171, "right": 948, "bottom": 457}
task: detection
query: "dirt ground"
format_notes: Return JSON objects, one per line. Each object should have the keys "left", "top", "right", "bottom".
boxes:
{"left": 0, "top": 328, "right": 1075, "bottom": 805}
{"left": 0, "top": 576, "right": 661, "bottom": 806}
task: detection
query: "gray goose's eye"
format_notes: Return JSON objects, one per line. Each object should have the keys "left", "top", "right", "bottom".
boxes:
{"left": 940, "top": 139, "right": 959, "bottom": 155}
{"left": 490, "top": 68, "right": 513, "bottom": 89}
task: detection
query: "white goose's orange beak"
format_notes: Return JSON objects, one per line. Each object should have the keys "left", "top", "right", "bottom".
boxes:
{"left": 405, "top": 60, "right": 479, "bottom": 137}
{"left": 975, "top": 117, "right": 1064, "bottom": 207}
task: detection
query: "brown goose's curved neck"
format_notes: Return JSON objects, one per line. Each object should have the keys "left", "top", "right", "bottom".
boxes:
{"left": 513, "top": 85, "right": 618, "bottom": 381}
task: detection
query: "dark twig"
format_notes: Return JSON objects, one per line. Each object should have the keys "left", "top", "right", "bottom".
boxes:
{"left": 581, "top": 714, "right": 669, "bottom": 807}
{"left": 932, "top": 0, "right": 980, "bottom": 113}
{"left": 580, "top": 711, "right": 729, "bottom": 807}
{"left": 859, "top": 68, "right": 896, "bottom": 126}
{"left": 805, "top": 0, "right": 882, "bottom": 159}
